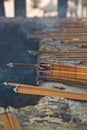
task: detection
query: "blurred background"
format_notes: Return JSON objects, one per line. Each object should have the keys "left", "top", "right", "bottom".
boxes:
{"left": 0, "top": 0, "right": 87, "bottom": 18}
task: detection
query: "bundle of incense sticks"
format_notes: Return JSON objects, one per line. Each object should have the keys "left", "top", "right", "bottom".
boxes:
{"left": 39, "top": 62, "right": 87, "bottom": 72}
{"left": 39, "top": 62, "right": 87, "bottom": 81}
{"left": 39, "top": 62, "right": 54, "bottom": 76}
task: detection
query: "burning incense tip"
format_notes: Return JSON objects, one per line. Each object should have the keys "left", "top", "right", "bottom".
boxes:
{"left": 27, "top": 50, "right": 38, "bottom": 55}
{"left": 6, "top": 63, "right": 14, "bottom": 68}
{"left": 3, "top": 82, "right": 8, "bottom": 86}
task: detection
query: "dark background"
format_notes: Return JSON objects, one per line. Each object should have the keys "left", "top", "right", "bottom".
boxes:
{"left": 0, "top": 18, "right": 39, "bottom": 85}
{"left": 0, "top": 18, "right": 42, "bottom": 108}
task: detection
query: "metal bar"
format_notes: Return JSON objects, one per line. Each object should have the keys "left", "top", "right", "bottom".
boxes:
{"left": 4, "top": 82, "right": 87, "bottom": 101}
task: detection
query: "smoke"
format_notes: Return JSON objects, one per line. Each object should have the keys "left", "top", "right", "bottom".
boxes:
{"left": 0, "top": 18, "right": 41, "bottom": 108}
